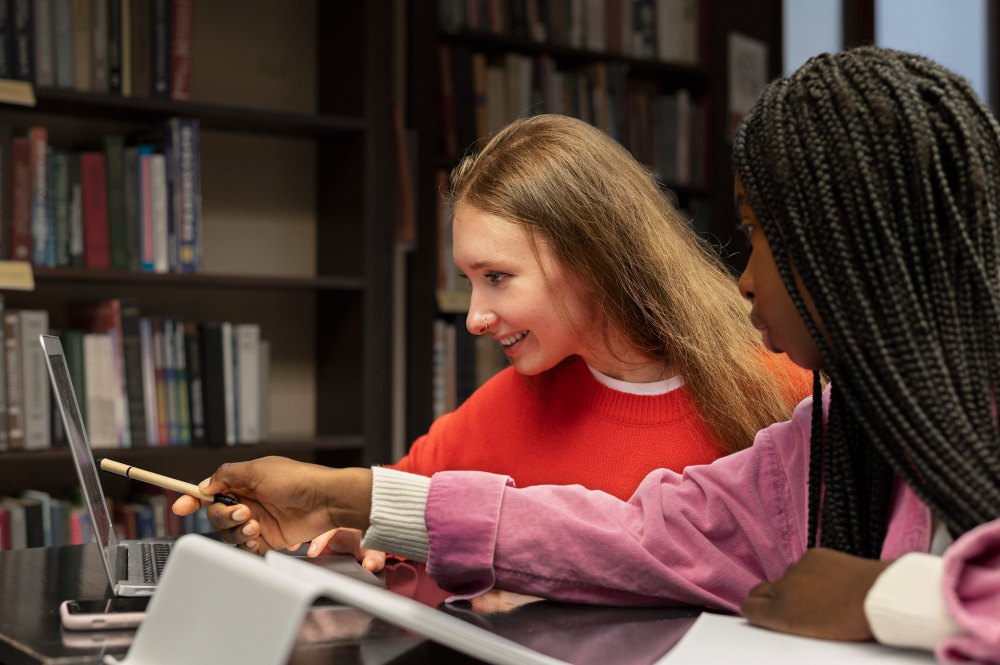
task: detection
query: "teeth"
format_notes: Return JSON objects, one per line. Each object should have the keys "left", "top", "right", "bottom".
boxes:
{"left": 500, "top": 331, "right": 527, "bottom": 347}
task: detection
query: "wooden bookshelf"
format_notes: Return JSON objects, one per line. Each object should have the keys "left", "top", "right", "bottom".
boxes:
{"left": 0, "top": 0, "right": 398, "bottom": 507}
{"left": 405, "top": 0, "right": 782, "bottom": 443}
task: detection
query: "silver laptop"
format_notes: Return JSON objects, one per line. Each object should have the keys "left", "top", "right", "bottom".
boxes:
{"left": 40, "top": 333, "right": 174, "bottom": 596}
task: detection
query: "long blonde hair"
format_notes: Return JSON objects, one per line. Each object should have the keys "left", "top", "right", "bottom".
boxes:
{"left": 449, "top": 114, "right": 797, "bottom": 454}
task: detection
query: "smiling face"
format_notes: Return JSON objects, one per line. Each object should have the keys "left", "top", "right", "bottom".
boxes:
{"left": 453, "top": 202, "right": 596, "bottom": 376}
{"left": 735, "top": 176, "right": 825, "bottom": 372}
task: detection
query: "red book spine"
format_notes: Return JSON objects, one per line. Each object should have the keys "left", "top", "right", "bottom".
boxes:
{"left": 80, "top": 152, "right": 110, "bottom": 269}
{"left": 9, "top": 137, "right": 30, "bottom": 262}
{"left": 170, "top": 0, "right": 194, "bottom": 101}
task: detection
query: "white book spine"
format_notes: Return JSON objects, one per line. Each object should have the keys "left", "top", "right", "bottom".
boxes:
{"left": 19, "top": 310, "right": 50, "bottom": 450}
{"left": 235, "top": 324, "right": 260, "bottom": 444}
{"left": 221, "top": 322, "right": 235, "bottom": 445}
{"left": 151, "top": 153, "right": 169, "bottom": 273}
{"left": 84, "top": 333, "right": 118, "bottom": 448}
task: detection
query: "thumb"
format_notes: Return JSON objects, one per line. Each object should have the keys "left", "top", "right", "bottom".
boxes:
{"left": 198, "top": 461, "right": 251, "bottom": 494}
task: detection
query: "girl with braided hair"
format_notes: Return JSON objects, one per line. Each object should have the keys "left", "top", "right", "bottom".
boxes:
{"left": 178, "top": 47, "right": 999, "bottom": 662}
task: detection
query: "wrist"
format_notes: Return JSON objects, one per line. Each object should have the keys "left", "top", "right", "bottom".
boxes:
{"left": 325, "top": 467, "right": 373, "bottom": 531}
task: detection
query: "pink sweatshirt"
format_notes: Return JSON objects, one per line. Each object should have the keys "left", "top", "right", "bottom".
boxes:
{"left": 421, "top": 393, "right": 1000, "bottom": 663}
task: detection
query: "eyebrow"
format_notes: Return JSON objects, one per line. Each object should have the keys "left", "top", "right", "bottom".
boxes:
{"left": 467, "top": 259, "right": 501, "bottom": 271}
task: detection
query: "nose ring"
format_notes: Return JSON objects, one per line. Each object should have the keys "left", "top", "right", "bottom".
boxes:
{"left": 481, "top": 316, "right": 489, "bottom": 333}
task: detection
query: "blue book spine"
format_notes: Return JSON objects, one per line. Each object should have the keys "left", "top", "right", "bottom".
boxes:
{"left": 173, "top": 118, "right": 200, "bottom": 273}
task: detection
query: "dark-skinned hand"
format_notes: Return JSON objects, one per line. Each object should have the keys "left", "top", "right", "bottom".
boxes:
{"left": 742, "top": 547, "right": 893, "bottom": 641}
{"left": 171, "top": 456, "right": 373, "bottom": 556}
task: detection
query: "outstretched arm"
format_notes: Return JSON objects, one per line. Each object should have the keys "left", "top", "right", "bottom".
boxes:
{"left": 171, "top": 456, "right": 372, "bottom": 554}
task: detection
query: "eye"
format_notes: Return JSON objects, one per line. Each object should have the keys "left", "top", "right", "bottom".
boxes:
{"left": 484, "top": 272, "right": 510, "bottom": 286}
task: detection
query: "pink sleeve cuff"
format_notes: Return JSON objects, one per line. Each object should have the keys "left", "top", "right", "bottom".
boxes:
{"left": 425, "top": 470, "right": 514, "bottom": 600}
{"left": 938, "top": 519, "right": 1000, "bottom": 664}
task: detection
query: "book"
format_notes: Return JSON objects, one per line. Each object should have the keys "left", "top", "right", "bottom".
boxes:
{"left": 171, "top": 318, "right": 190, "bottom": 444}
{"left": 19, "top": 308, "right": 50, "bottom": 450}
{"left": 150, "top": 152, "right": 167, "bottom": 272}
{"left": 49, "top": 149, "right": 70, "bottom": 266}
{"left": 171, "top": 118, "right": 200, "bottom": 272}
{"left": 61, "top": 328, "right": 87, "bottom": 427}
{"left": 3, "top": 310, "right": 23, "bottom": 450}
{"left": 199, "top": 322, "right": 226, "bottom": 446}
{"left": 52, "top": 0, "right": 72, "bottom": 87}
{"left": 120, "top": 298, "right": 148, "bottom": 447}
{"left": 122, "top": 145, "right": 140, "bottom": 269}
{"left": 138, "top": 316, "right": 157, "bottom": 444}
{"left": 107, "top": 0, "right": 121, "bottom": 92}
{"left": 82, "top": 331, "right": 117, "bottom": 447}
{"left": 128, "top": 0, "right": 150, "bottom": 97}
{"left": 150, "top": 0, "right": 168, "bottom": 97}
{"left": 234, "top": 323, "right": 260, "bottom": 443}
{"left": 20, "top": 489, "right": 51, "bottom": 546}
{"left": 0, "top": 497, "right": 26, "bottom": 548}
{"left": 150, "top": 317, "right": 168, "bottom": 444}
{"left": 104, "top": 135, "right": 128, "bottom": 269}
{"left": 68, "top": 151, "right": 83, "bottom": 266}
{"left": 0, "top": 1, "right": 11, "bottom": 80}
{"left": 119, "top": 0, "right": 130, "bottom": 95}
{"left": 0, "top": 124, "right": 12, "bottom": 261}
{"left": 80, "top": 151, "right": 110, "bottom": 269}
{"left": 137, "top": 145, "right": 154, "bottom": 270}
{"left": 181, "top": 320, "right": 203, "bottom": 444}
{"left": 70, "top": 299, "right": 133, "bottom": 447}
{"left": 92, "top": 0, "right": 109, "bottom": 92}
{"left": 9, "top": 135, "right": 29, "bottom": 261}
{"left": 11, "top": 0, "right": 31, "bottom": 82}
{"left": 168, "top": 0, "right": 191, "bottom": 100}
{"left": 0, "top": 296, "right": 6, "bottom": 451}
{"left": 71, "top": 0, "right": 93, "bottom": 91}
{"left": 31, "top": 0, "right": 52, "bottom": 85}
{"left": 28, "top": 127, "right": 52, "bottom": 267}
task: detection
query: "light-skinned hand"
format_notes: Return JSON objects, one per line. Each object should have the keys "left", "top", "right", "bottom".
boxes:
{"left": 170, "top": 456, "right": 373, "bottom": 555}
{"left": 741, "top": 547, "right": 892, "bottom": 641}
{"left": 307, "top": 528, "right": 387, "bottom": 572}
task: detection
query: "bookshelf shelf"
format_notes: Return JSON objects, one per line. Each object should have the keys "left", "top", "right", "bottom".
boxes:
{"left": 33, "top": 268, "right": 365, "bottom": 292}
{"left": 8, "top": 88, "right": 368, "bottom": 139}
{"left": 438, "top": 30, "right": 711, "bottom": 89}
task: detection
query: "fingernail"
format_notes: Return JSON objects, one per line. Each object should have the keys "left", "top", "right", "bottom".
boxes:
{"left": 198, "top": 478, "right": 211, "bottom": 490}
{"left": 308, "top": 544, "right": 319, "bottom": 557}
{"left": 232, "top": 509, "right": 249, "bottom": 522}
{"left": 246, "top": 540, "right": 257, "bottom": 550}
{"left": 242, "top": 524, "right": 255, "bottom": 536}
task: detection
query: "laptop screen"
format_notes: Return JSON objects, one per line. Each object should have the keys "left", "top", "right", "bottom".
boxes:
{"left": 40, "top": 335, "right": 119, "bottom": 583}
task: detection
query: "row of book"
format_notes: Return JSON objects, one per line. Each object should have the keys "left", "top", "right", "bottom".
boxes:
{"left": 439, "top": 45, "right": 709, "bottom": 187}
{"left": 1, "top": 0, "right": 194, "bottom": 100}
{"left": 0, "top": 297, "right": 270, "bottom": 452}
{"left": 432, "top": 318, "right": 507, "bottom": 419}
{"left": 0, "top": 486, "right": 211, "bottom": 550}
{"left": 439, "top": 0, "right": 702, "bottom": 64}
{"left": 0, "top": 118, "right": 202, "bottom": 272}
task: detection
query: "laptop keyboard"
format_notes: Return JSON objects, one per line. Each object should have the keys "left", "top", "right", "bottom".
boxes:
{"left": 141, "top": 543, "right": 172, "bottom": 582}
{"left": 118, "top": 543, "right": 172, "bottom": 583}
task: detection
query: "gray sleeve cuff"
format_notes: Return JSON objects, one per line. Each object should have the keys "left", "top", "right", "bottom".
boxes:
{"left": 864, "top": 552, "right": 961, "bottom": 651}
{"left": 361, "top": 466, "right": 431, "bottom": 562}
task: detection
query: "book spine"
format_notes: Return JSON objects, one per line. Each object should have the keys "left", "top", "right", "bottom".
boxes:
{"left": 199, "top": 322, "right": 225, "bottom": 446}
{"left": 138, "top": 146, "right": 153, "bottom": 271}
{"left": 107, "top": 0, "right": 120, "bottom": 92}
{"left": 128, "top": 0, "right": 149, "bottom": 97}
{"left": 103, "top": 135, "right": 127, "bottom": 269}
{"left": 0, "top": 0, "right": 12, "bottom": 80}
{"left": 234, "top": 324, "right": 260, "bottom": 443}
{"left": 0, "top": 124, "right": 12, "bottom": 261}
{"left": 49, "top": 149, "right": 69, "bottom": 266}
{"left": 19, "top": 309, "right": 50, "bottom": 450}
{"left": 52, "top": 0, "right": 72, "bottom": 87}
{"left": 138, "top": 316, "right": 157, "bottom": 445}
{"left": 221, "top": 321, "right": 234, "bottom": 445}
{"left": 150, "top": 151, "right": 167, "bottom": 272}
{"left": 172, "top": 318, "right": 190, "bottom": 444}
{"left": 79, "top": 151, "right": 110, "bottom": 269}
{"left": 0, "top": 296, "right": 6, "bottom": 451}
{"left": 150, "top": 0, "right": 167, "bottom": 97}
{"left": 70, "top": 0, "right": 92, "bottom": 91}
{"left": 28, "top": 127, "right": 52, "bottom": 267}
{"left": 11, "top": 0, "right": 31, "bottom": 82}
{"left": 168, "top": 0, "right": 191, "bottom": 100}
{"left": 120, "top": 298, "right": 147, "bottom": 447}
{"left": 182, "top": 320, "right": 203, "bottom": 444}
{"left": 174, "top": 118, "right": 199, "bottom": 272}
{"left": 29, "top": 0, "right": 50, "bottom": 85}
{"left": 91, "top": 0, "right": 108, "bottom": 92}
{"left": 5, "top": 311, "right": 22, "bottom": 450}
{"left": 67, "top": 151, "right": 83, "bottom": 266}
{"left": 83, "top": 332, "right": 116, "bottom": 448}
{"left": 122, "top": 145, "right": 139, "bottom": 269}
{"left": 9, "top": 136, "right": 29, "bottom": 261}
{"left": 151, "top": 316, "right": 168, "bottom": 444}
{"left": 118, "top": 0, "right": 129, "bottom": 95}
{"left": 61, "top": 329, "right": 87, "bottom": 429}
{"left": 162, "top": 316, "right": 178, "bottom": 443}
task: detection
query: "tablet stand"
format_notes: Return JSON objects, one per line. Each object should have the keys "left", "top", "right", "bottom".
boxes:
{"left": 108, "top": 533, "right": 567, "bottom": 665}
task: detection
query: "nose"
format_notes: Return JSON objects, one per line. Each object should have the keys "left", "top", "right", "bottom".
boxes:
{"left": 738, "top": 262, "right": 754, "bottom": 302}
{"left": 466, "top": 308, "right": 493, "bottom": 335}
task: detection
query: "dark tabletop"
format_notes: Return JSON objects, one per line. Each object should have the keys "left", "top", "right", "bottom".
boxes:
{"left": 0, "top": 543, "right": 700, "bottom": 665}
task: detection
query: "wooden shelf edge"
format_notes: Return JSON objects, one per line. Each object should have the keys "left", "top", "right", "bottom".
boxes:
{"left": 32, "top": 268, "right": 364, "bottom": 292}
{"left": 1, "top": 88, "right": 368, "bottom": 138}
{"left": 0, "top": 437, "right": 365, "bottom": 463}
